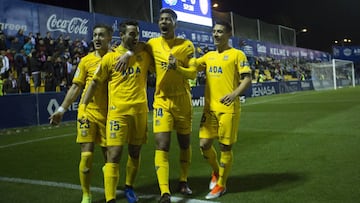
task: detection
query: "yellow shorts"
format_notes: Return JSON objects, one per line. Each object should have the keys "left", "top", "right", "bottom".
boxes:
{"left": 153, "top": 94, "right": 192, "bottom": 134}
{"left": 199, "top": 110, "right": 240, "bottom": 145}
{"left": 76, "top": 108, "right": 107, "bottom": 147}
{"left": 106, "top": 112, "right": 148, "bottom": 146}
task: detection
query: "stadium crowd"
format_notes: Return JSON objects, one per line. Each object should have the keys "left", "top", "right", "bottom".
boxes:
{"left": 0, "top": 28, "right": 93, "bottom": 95}
{"left": 0, "top": 28, "right": 314, "bottom": 96}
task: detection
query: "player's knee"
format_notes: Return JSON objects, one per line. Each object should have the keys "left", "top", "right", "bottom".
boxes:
{"left": 199, "top": 139, "right": 212, "bottom": 150}
{"left": 107, "top": 146, "right": 123, "bottom": 163}
{"left": 128, "top": 144, "right": 142, "bottom": 159}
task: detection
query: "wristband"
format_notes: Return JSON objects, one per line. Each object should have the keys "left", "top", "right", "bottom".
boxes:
{"left": 57, "top": 106, "right": 66, "bottom": 113}
{"left": 126, "top": 50, "right": 134, "bottom": 56}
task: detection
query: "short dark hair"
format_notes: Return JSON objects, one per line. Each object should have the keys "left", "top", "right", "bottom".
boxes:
{"left": 93, "top": 24, "right": 113, "bottom": 36}
{"left": 214, "top": 20, "right": 232, "bottom": 33}
{"left": 160, "top": 8, "right": 177, "bottom": 22}
{"left": 119, "top": 20, "right": 139, "bottom": 34}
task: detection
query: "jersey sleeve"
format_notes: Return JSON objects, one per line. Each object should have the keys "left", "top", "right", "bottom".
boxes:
{"left": 72, "top": 57, "right": 87, "bottom": 86}
{"left": 237, "top": 51, "right": 251, "bottom": 75}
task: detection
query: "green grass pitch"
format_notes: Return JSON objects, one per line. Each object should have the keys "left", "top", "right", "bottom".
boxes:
{"left": 1, "top": 87, "right": 360, "bottom": 203}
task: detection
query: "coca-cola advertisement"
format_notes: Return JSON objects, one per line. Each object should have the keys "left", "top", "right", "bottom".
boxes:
{"left": 37, "top": 3, "right": 92, "bottom": 41}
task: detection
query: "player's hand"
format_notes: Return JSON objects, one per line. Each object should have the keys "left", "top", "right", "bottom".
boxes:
{"left": 220, "top": 93, "right": 237, "bottom": 106}
{"left": 77, "top": 104, "right": 89, "bottom": 125}
{"left": 49, "top": 111, "right": 64, "bottom": 125}
{"left": 167, "top": 54, "right": 177, "bottom": 70}
{"left": 114, "top": 52, "right": 131, "bottom": 72}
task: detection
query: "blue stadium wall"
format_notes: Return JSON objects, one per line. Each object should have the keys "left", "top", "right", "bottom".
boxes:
{"left": 0, "top": 81, "right": 314, "bottom": 129}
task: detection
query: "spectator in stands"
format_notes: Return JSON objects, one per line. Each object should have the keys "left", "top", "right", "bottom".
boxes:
{"left": 65, "top": 57, "right": 73, "bottom": 86}
{"left": 46, "top": 39, "right": 56, "bottom": 56}
{"left": 43, "top": 31, "right": 53, "bottom": 48}
{"left": 257, "top": 71, "right": 266, "bottom": 82}
{"left": 3, "top": 72, "right": 19, "bottom": 94}
{"left": 29, "top": 50, "right": 42, "bottom": 93}
{"left": 5, "top": 49, "right": 14, "bottom": 72}
{"left": 23, "top": 38, "right": 35, "bottom": 56}
{"left": 0, "top": 74, "right": 3, "bottom": 96}
{"left": 43, "top": 55, "right": 54, "bottom": 74}
{"left": 0, "top": 31, "right": 6, "bottom": 50}
{"left": 59, "top": 78, "right": 67, "bottom": 92}
{"left": 10, "top": 37, "right": 22, "bottom": 53}
{"left": 44, "top": 71, "right": 57, "bottom": 92}
{"left": 0, "top": 50, "right": 10, "bottom": 79}
{"left": 55, "top": 38, "right": 67, "bottom": 56}
{"left": 190, "top": 20, "right": 251, "bottom": 200}
{"left": 18, "top": 67, "right": 30, "bottom": 93}
{"left": 14, "top": 49, "right": 27, "bottom": 78}
{"left": 28, "top": 32, "right": 36, "bottom": 46}
{"left": 53, "top": 56, "right": 66, "bottom": 85}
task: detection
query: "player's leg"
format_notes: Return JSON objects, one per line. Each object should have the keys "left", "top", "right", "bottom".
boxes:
{"left": 199, "top": 111, "right": 220, "bottom": 190}
{"left": 154, "top": 132, "right": 172, "bottom": 197}
{"left": 79, "top": 143, "right": 95, "bottom": 203}
{"left": 206, "top": 112, "right": 239, "bottom": 199}
{"left": 173, "top": 93, "right": 193, "bottom": 195}
{"left": 153, "top": 98, "right": 173, "bottom": 201}
{"left": 103, "top": 116, "right": 127, "bottom": 202}
{"left": 76, "top": 109, "right": 98, "bottom": 203}
{"left": 125, "top": 144, "right": 141, "bottom": 203}
{"left": 104, "top": 146, "right": 123, "bottom": 203}
{"left": 124, "top": 112, "right": 147, "bottom": 203}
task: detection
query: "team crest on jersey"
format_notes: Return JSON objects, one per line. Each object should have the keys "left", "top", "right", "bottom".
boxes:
{"left": 223, "top": 55, "right": 229, "bottom": 61}
{"left": 81, "top": 130, "right": 88, "bottom": 136}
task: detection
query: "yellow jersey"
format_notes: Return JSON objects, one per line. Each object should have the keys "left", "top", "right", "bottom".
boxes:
{"left": 93, "top": 45, "right": 152, "bottom": 115}
{"left": 196, "top": 48, "right": 251, "bottom": 113}
{"left": 147, "top": 37, "right": 194, "bottom": 97}
{"left": 73, "top": 52, "right": 108, "bottom": 110}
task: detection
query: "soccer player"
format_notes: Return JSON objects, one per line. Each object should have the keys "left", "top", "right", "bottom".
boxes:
{"left": 49, "top": 24, "right": 113, "bottom": 203}
{"left": 149, "top": 8, "right": 196, "bottom": 203}
{"left": 79, "top": 20, "right": 153, "bottom": 203}
{"left": 115, "top": 9, "right": 197, "bottom": 203}
{"left": 190, "top": 21, "right": 252, "bottom": 199}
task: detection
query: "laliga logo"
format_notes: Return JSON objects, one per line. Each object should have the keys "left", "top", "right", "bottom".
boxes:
{"left": 47, "top": 14, "right": 89, "bottom": 35}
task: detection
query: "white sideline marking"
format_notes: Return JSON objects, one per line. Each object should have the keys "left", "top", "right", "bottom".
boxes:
{"left": 0, "top": 133, "right": 73, "bottom": 149}
{"left": 0, "top": 176, "right": 219, "bottom": 203}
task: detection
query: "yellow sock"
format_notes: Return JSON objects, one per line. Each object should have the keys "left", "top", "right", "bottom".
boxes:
{"left": 179, "top": 147, "right": 191, "bottom": 182}
{"left": 104, "top": 163, "right": 119, "bottom": 201}
{"left": 155, "top": 150, "right": 170, "bottom": 195}
{"left": 126, "top": 155, "right": 140, "bottom": 187}
{"left": 201, "top": 146, "right": 219, "bottom": 174}
{"left": 79, "top": 152, "right": 93, "bottom": 197}
{"left": 218, "top": 151, "right": 233, "bottom": 187}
